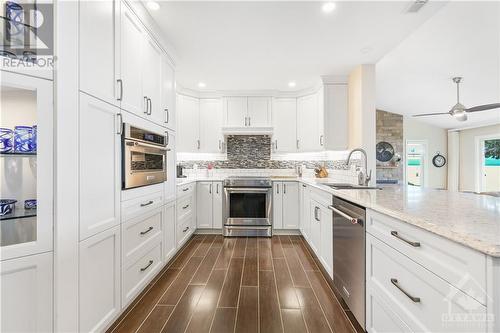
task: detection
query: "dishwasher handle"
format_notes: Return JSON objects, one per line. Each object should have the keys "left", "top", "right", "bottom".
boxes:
{"left": 328, "top": 205, "right": 359, "bottom": 225}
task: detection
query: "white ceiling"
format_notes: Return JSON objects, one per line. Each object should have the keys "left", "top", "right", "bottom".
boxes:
{"left": 376, "top": 1, "right": 500, "bottom": 129}
{"left": 146, "top": 1, "right": 446, "bottom": 92}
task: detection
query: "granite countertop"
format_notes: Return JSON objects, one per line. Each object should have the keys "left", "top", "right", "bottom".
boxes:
{"left": 301, "top": 178, "right": 500, "bottom": 257}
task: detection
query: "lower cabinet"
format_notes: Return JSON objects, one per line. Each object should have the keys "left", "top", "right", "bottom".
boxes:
{"left": 163, "top": 200, "right": 177, "bottom": 262}
{"left": 273, "top": 181, "right": 299, "bottom": 229}
{"left": 299, "top": 183, "right": 311, "bottom": 240}
{"left": 308, "top": 196, "right": 333, "bottom": 279}
{"left": 1, "top": 252, "right": 53, "bottom": 333}
{"left": 196, "top": 181, "right": 223, "bottom": 229}
{"left": 177, "top": 184, "right": 196, "bottom": 248}
{"left": 79, "top": 226, "right": 121, "bottom": 333}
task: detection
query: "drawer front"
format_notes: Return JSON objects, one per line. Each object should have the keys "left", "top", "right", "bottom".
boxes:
{"left": 367, "top": 234, "right": 486, "bottom": 333}
{"left": 177, "top": 214, "right": 194, "bottom": 247}
{"left": 121, "top": 190, "right": 164, "bottom": 222}
{"left": 367, "top": 209, "right": 486, "bottom": 305}
{"left": 367, "top": 291, "right": 412, "bottom": 333}
{"left": 310, "top": 186, "right": 332, "bottom": 207}
{"left": 122, "top": 242, "right": 162, "bottom": 306}
{"left": 177, "top": 195, "right": 194, "bottom": 220}
{"left": 177, "top": 182, "right": 195, "bottom": 198}
{"left": 122, "top": 207, "right": 163, "bottom": 264}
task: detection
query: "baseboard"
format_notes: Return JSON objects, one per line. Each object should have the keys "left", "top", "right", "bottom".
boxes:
{"left": 194, "top": 228, "right": 222, "bottom": 234}
{"left": 272, "top": 229, "right": 301, "bottom": 235}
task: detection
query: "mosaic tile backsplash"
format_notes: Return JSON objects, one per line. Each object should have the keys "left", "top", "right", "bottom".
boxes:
{"left": 178, "top": 135, "right": 356, "bottom": 170}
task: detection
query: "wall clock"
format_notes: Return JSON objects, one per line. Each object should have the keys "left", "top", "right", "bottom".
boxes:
{"left": 432, "top": 152, "right": 446, "bottom": 168}
{"left": 376, "top": 141, "right": 395, "bottom": 162}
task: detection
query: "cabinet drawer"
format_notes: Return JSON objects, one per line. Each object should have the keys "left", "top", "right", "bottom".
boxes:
{"left": 177, "top": 214, "right": 194, "bottom": 247}
{"left": 310, "top": 186, "right": 332, "bottom": 207}
{"left": 177, "top": 182, "right": 195, "bottom": 198}
{"left": 367, "top": 234, "right": 486, "bottom": 333}
{"left": 122, "top": 207, "right": 163, "bottom": 264}
{"left": 177, "top": 195, "right": 194, "bottom": 220}
{"left": 367, "top": 209, "right": 486, "bottom": 305}
{"left": 122, "top": 242, "right": 162, "bottom": 306}
{"left": 121, "top": 190, "right": 164, "bottom": 222}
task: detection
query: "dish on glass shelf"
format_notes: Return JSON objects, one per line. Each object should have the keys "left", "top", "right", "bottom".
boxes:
{"left": 14, "top": 126, "right": 33, "bottom": 153}
{"left": 0, "top": 199, "right": 17, "bottom": 216}
{"left": 0, "top": 128, "right": 13, "bottom": 153}
{"left": 24, "top": 199, "right": 37, "bottom": 210}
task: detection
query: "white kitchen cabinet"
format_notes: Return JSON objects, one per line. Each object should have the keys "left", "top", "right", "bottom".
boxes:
{"left": 319, "top": 203, "right": 333, "bottom": 279}
{"left": 323, "top": 84, "right": 348, "bottom": 150}
{"left": 297, "top": 92, "right": 323, "bottom": 152}
{"left": 299, "top": 183, "right": 311, "bottom": 241}
{"left": 143, "top": 36, "right": 163, "bottom": 124}
{"left": 79, "top": 93, "right": 121, "bottom": 241}
{"left": 176, "top": 94, "right": 200, "bottom": 152}
{"left": 199, "top": 99, "right": 224, "bottom": 153}
{"left": 163, "top": 201, "right": 177, "bottom": 262}
{"left": 120, "top": 3, "right": 144, "bottom": 116}
{"left": 79, "top": 226, "right": 121, "bottom": 333}
{"left": 79, "top": 0, "right": 120, "bottom": 106}
{"left": 273, "top": 182, "right": 299, "bottom": 230}
{"left": 162, "top": 57, "right": 176, "bottom": 131}
{"left": 1, "top": 252, "right": 53, "bottom": 333}
{"left": 225, "top": 97, "right": 247, "bottom": 127}
{"left": 196, "top": 181, "right": 224, "bottom": 229}
{"left": 247, "top": 97, "right": 271, "bottom": 127}
{"left": 272, "top": 98, "right": 297, "bottom": 152}
{"left": 165, "top": 130, "right": 176, "bottom": 202}
{"left": 309, "top": 200, "right": 322, "bottom": 256}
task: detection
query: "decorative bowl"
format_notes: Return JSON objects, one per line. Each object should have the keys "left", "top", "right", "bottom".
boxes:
{"left": 24, "top": 199, "right": 37, "bottom": 210}
{"left": 0, "top": 128, "right": 13, "bottom": 153}
{"left": 0, "top": 199, "right": 17, "bottom": 216}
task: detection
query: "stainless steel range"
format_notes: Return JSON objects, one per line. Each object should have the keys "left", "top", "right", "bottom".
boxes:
{"left": 223, "top": 176, "right": 272, "bottom": 237}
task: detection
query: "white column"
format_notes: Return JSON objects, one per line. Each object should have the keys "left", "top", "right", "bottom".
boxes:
{"left": 447, "top": 131, "right": 460, "bottom": 191}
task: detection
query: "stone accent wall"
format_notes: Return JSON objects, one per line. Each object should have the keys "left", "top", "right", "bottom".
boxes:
{"left": 376, "top": 110, "right": 403, "bottom": 183}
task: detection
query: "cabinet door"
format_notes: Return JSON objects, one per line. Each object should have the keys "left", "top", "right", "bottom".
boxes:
{"left": 1, "top": 252, "right": 53, "bottom": 333}
{"left": 79, "top": 226, "right": 121, "bottom": 333}
{"left": 120, "top": 3, "right": 144, "bottom": 116}
{"left": 196, "top": 182, "right": 213, "bottom": 228}
{"left": 297, "top": 93, "right": 321, "bottom": 151}
{"left": 324, "top": 84, "right": 348, "bottom": 150}
{"left": 247, "top": 97, "right": 271, "bottom": 127}
{"left": 163, "top": 202, "right": 176, "bottom": 262}
{"left": 79, "top": 93, "right": 121, "bottom": 240}
{"left": 319, "top": 203, "right": 333, "bottom": 279}
{"left": 309, "top": 201, "right": 321, "bottom": 255}
{"left": 165, "top": 130, "right": 176, "bottom": 202}
{"left": 273, "top": 182, "right": 283, "bottom": 229}
{"left": 143, "top": 36, "right": 163, "bottom": 124}
{"left": 272, "top": 98, "right": 297, "bottom": 152}
{"left": 282, "top": 182, "right": 299, "bottom": 229}
{"left": 176, "top": 94, "right": 199, "bottom": 152}
{"left": 199, "top": 99, "right": 224, "bottom": 153}
{"left": 300, "top": 184, "right": 311, "bottom": 240}
{"left": 161, "top": 58, "right": 176, "bottom": 131}
{"left": 79, "top": 0, "right": 119, "bottom": 106}
{"left": 225, "top": 97, "right": 247, "bottom": 127}
{"left": 212, "top": 182, "right": 223, "bottom": 229}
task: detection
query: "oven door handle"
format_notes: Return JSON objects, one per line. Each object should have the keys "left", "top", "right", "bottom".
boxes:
{"left": 130, "top": 141, "right": 169, "bottom": 151}
{"left": 224, "top": 187, "right": 271, "bottom": 193}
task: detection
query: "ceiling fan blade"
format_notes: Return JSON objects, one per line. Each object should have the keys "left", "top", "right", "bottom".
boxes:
{"left": 465, "top": 103, "right": 500, "bottom": 112}
{"left": 412, "top": 112, "right": 450, "bottom": 117}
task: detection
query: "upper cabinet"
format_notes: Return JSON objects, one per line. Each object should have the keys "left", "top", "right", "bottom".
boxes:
{"left": 199, "top": 99, "right": 224, "bottom": 153}
{"left": 79, "top": 0, "right": 175, "bottom": 128}
{"left": 272, "top": 98, "right": 297, "bottom": 153}
{"left": 323, "top": 84, "right": 348, "bottom": 150}
{"left": 224, "top": 96, "right": 272, "bottom": 128}
{"left": 176, "top": 94, "right": 200, "bottom": 152}
{"left": 297, "top": 91, "right": 323, "bottom": 152}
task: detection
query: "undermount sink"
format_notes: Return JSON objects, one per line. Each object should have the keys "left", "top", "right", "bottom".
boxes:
{"left": 324, "top": 183, "right": 382, "bottom": 190}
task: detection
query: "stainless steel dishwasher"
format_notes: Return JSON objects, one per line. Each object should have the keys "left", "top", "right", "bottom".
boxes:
{"left": 329, "top": 196, "right": 366, "bottom": 329}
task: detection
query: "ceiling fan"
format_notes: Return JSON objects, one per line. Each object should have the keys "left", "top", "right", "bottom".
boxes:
{"left": 413, "top": 77, "right": 500, "bottom": 121}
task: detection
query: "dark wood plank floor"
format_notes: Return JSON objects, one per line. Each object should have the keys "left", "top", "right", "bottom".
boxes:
{"left": 108, "top": 235, "right": 359, "bottom": 333}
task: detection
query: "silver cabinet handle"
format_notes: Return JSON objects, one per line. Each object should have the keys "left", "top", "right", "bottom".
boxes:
{"left": 182, "top": 204, "right": 189, "bottom": 209}
{"left": 219, "top": 140, "right": 222, "bottom": 151}
{"left": 328, "top": 205, "right": 359, "bottom": 224}
{"left": 117, "top": 79, "right": 123, "bottom": 101}
{"left": 183, "top": 226, "right": 189, "bottom": 233}
{"left": 197, "top": 139, "right": 200, "bottom": 150}
{"left": 391, "top": 278, "right": 421, "bottom": 303}
{"left": 140, "top": 260, "right": 154, "bottom": 272}
{"left": 140, "top": 226, "right": 153, "bottom": 235}
{"left": 143, "top": 96, "right": 148, "bottom": 114}
{"left": 244, "top": 117, "right": 248, "bottom": 126}
{"left": 116, "top": 113, "right": 123, "bottom": 135}
{"left": 275, "top": 140, "right": 278, "bottom": 151}
{"left": 391, "top": 231, "right": 421, "bottom": 247}
{"left": 140, "top": 200, "right": 154, "bottom": 207}
{"left": 302, "top": 184, "right": 306, "bottom": 188}
{"left": 248, "top": 117, "right": 251, "bottom": 126}
{"left": 182, "top": 187, "right": 189, "bottom": 192}
{"left": 296, "top": 139, "right": 300, "bottom": 150}
{"left": 165, "top": 131, "right": 169, "bottom": 146}
{"left": 320, "top": 135, "right": 324, "bottom": 146}
{"left": 165, "top": 108, "right": 169, "bottom": 123}
{"left": 283, "top": 183, "right": 286, "bottom": 194}
{"left": 148, "top": 98, "right": 152, "bottom": 115}
{"left": 216, "top": 183, "right": 219, "bottom": 194}
{"left": 314, "top": 206, "right": 320, "bottom": 221}
{"left": 209, "top": 183, "right": 212, "bottom": 194}
{"left": 276, "top": 183, "right": 279, "bottom": 194}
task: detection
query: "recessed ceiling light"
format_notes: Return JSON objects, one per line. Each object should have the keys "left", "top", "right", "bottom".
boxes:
{"left": 198, "top": 82, "right": 206, "bottom": 88}
{"left": 288, "top": 81, "right": 296, "bottom": 88}
{"left": 322, "top": 2, "right": 336, "bottom": 13}
{"left": 146, "top": 1, "right": 160, "bottom": 11}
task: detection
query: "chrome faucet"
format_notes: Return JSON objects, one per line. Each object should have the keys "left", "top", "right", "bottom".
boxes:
{"left": 346, "top": 148, "right": 372, "bottom": 186}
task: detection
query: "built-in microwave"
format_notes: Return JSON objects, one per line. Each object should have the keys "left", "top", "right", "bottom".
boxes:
{"left": 122, "top": 124, "right": 169, "bottom": 189}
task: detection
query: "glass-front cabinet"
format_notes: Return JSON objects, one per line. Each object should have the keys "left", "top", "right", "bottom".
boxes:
{"left": 0, "top": 70, "right": 53, "bottom": 260}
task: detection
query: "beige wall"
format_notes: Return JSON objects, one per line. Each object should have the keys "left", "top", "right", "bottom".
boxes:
{"left": 458, "top": 124, "right": 500, "bottom": 192}
{"left": 403, "top": 118, "right": 448, "bottom": 189}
